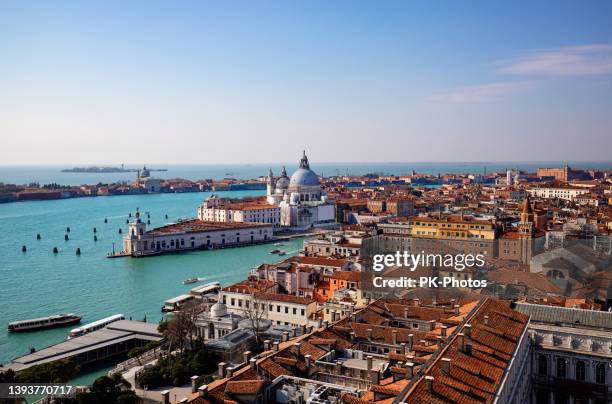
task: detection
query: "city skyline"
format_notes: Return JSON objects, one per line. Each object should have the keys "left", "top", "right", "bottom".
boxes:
{"left": 2, "top": 1, "right": 612, "bottom": 165}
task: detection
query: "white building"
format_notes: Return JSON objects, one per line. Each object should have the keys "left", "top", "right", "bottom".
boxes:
{"left": 197, "top": 195, "right": 281, "bottom": 227}
{"left": 122, "top": 211, "right": 273, "bottom": 256}
{"left": 528, "top": 187, "right": 590, "bottom": 201}
{"left": 266, "top": 151, "right": 336, "bottom": 230}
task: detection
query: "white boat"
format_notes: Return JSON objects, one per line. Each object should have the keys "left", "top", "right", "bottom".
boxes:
{"left": 183, "top": 277, "right": 199, "bottom": 284}
{"left": 269, "top": 249, "right": 281, "bottom": 254}
{"left": 278, "top": 250, "right": 287, "bottom": 256}
{"left": 273, "top": 242, "right": 285, "bottom": 247}
{"left": 68, "top": 314, "right": 124, "bottom": 339}
{"left": 162, "top": 294, "right": 195, "bottom": 312}
{"left": 8, "top": 314, "right": 81, "bottom": 332}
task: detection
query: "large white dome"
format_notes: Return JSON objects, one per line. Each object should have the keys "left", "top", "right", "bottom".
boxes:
{"left": 289, "top": 151, "right": 319, "bottom": 186}
{"left": 290, "top": 168, "right": 319, "bottom": 186}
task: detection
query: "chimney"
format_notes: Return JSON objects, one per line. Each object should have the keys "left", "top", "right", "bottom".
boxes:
{"left": 484, "top": 315, "right": 489, "bottom": 325}
{"left": 263, "top": 340, "right": 271, "bottom": 350}
{"left": 440, "top": 325, "right": 447, "bottom": 337}
{"left": 349, "top": 331, "right": 356, "bottom": 341}
{"left": 371, "top": 370, "right": 380, "bottom": 385}
{"left": 366, "top": 328, "right": 373, "bottom": 341}
{"left": 301, "top": 324, "right": 307, "bottom": 334}
{"left": 244, "top": 350, "right": 252, "bottom": 364}
{"left": 465, "top": 343, "right": 473, "bottom": 356}
{"left": 464, "top": 324, "right": 472, "bottom": 337}
{"left": 441, "top": 358, "right": 451, "bottom": 374}
{"left": 161, "top": 390, "right": 170, "bottom": 404}
{"left": 305, "top": 354, "right": 311, "bottom": 369}
{"left": 293, "top": 343, "right": 301, "bottom": 357}
{"left": 282, "top": 331, "right": 289, "bottom": 341}
{"left": 392, "top": 330, "right": 398, "bottom": 345}
{"left": 405, "top": 362, "right": 414, "bottom": 379}
{"left": 191, "top": 375, "right": 199, "bottom": 393}
{"left": 227, "top": 367, "right": 234, "bottom": 378}
{"left": 366, "top": 355, "right": 373, "bottom": 370}
{"left": 436, "top": 336, "right": 444, "bottom": 347}
{"left": 273, "top": 341, "right": 280, "bottom": 351}
{"left": 415, "top": 298, "right": 421, "bottom": 307}
{"left": 429, "top": 320, "right": 436, "bottom": 331}
{"left": 218, "top": 362, "right": 227, "bottom": 378}
{"left": 323, "top": 320, "right": 329, "bottom": 328}
{"left": 458, "top": 333, "right": 465, "bottom": 353}
{"left": 400, "top": 342, "right": 406, "bottom": 354}
{"left": 250, "top": 358, "right": 257, "bottom": 370}
{"left": 453, "top": 305, "right": 459, "bottom": 315}
{"left": 408, "top": 334, "right": 414, "bottom": 351}
{"left": 403, "top": 307, "right": 409, "bottom": 318}
{"left": 179, "top": 399, "right": 188, "bottom": 404}
{"left": 198, "top": 385, "right": 208, "bottom": 397}
{"left": 425, "top": 376, "right": 434, "bottom": 393}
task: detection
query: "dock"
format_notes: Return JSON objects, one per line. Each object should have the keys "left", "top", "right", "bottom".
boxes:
{"left": 3, "top": 320, "right": 163, "bottom": 373}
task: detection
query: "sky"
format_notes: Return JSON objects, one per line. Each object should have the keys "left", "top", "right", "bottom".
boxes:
{"left": 1, "top": 0, "right": 612, "bottom": 165}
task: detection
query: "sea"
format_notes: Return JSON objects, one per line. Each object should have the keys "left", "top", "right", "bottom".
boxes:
{"left": 1, "top": 162, "right": 611, "bottom": 186}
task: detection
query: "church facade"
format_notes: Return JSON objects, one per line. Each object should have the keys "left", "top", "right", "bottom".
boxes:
{"left": 266, "top": 151, "right": 336, "bottom": 230}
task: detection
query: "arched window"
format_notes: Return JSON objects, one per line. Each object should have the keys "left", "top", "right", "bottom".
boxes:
{"left": 575, "top": 360, "right": 586, "bottom": 381}
{"left": 596, "top": 363, "right": 606, "bottom": 384}
{"left": 556, "top": 358, "right": 567, "bottom": 378}
{"left": 538, "top": 354, "right": 548, "bottom": 375}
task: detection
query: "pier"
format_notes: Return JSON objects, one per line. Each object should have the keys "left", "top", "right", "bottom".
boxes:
{"left": 3, "top": 321, "right": 163, "bottom": 373}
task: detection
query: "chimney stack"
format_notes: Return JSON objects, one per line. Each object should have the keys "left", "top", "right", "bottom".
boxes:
{"left": 441, "top": 358, "right": 451, "bottom": 374}
{"left": 350, "top": 331, "right": 356, "bottom": 341}
{"left": 305, "top": 354, "right": 311, "bottom": 369}
{"left": 464, "top": 324, "right": 472, "bottom": 337}
{"left": 392, "top": 330, "right": 398, "bottom": 345}
{"left": 458, "top": 333, "right": 465, "bottom": 353}
{"left": 465, "top": 343, "right": 473, "bottom": 356}
{"left": 273, "top": 341, "right": 280, "bottom": 351}
{"left": 227, "top": 367, "right": 234, "bottom": 378}
{"left": 282, "top": 331, "right": 289, "bottom": 341}
{"left": 293, "top": 343, "right": 301, "bottom": 357}
{"left": 400, "top": 342, "right": 406, "bottom": 354}
{"left": 425, "top": 376, "right": 434, "bottom": 393}
{"left": 440, "top": 325, "right": 447, "bottom": 337}
{"left": 453, "top": 305, "right": 459, "bottom": 315}
{"left": 405, "top": 362, "right": 414, "bottom": 379}
{"left": 404, "top": 307, "right": 409, "bottom": 318}
{"left": 218, "top": 362, "right": 227, "bottom": 378}
{"left": 366, "top": 355, "right": 373, "bottom": 371}
{"left": 161, "top": 390, "right": 170, "bottom": 404}
{"left": 198, "top": 385, "right": 208, "bottom": 397}
{"left": 191, "top": 375, "right": 199, "bottom": 393}
{"left": 371, "top": 370, "right": 380, "bottom": 385}
{"left": 484, "top": 315, "right": 489, "bottom": 325}
{"left": 250, "top": 358, "right": 257, "bottom": 370}
{"left": 408, "top": 334, "right": 414, "bottom": 351}
{"left": 263, "top": 340, "right": 271, "bottom": 350}
{"left": 366, "top": 328, "right": 373, "bottom": 341}
{"left": 243, "top": 350, "right": 252, "bottom": 364}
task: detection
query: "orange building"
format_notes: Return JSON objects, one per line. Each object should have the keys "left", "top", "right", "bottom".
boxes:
{"left": 313, "top": 270, "right": 361, "bottom": 303}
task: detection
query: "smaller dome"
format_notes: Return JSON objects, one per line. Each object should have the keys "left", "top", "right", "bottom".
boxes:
{"left": 275, "top": 177, "right": 290, "bottom": 192}
{"left": 210, "top": 302, "right": 227, "bottom": 317}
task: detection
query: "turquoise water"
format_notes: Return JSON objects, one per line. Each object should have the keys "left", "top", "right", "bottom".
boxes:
{"left": 0, "top": 190, "right": 303, "bottom": 371}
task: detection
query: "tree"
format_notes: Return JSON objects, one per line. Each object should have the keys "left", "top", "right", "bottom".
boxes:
{"left": 242, "top": 293, "right": 268, "bottom": 345}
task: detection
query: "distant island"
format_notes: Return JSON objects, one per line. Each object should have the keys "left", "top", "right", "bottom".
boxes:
{"left": 61, "top": 166, "right": 168, "bottom": 173}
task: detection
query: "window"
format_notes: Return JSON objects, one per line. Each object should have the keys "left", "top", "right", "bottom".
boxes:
{"left": 293, "top": 308, "right": 297, "bottom": 315}
{"left": 596, "top": 363, "right": 606, "bottom": 384}
{"left": 301, "top": 309, "right": 305, "bottom": 316}
{"left": 538, "top": 355, "right": 548, "bottom": 376}
{"left": 285, "top": 307, "right": 288, "bottom": 314}
{"left": 556, "top": 358, "right": 567, "bottom": 378}
{"left": 277, "top": 306, "right": 280, "bottom": 312}
{"left": 576, "top": 361, "right": 586, "bottom": 381}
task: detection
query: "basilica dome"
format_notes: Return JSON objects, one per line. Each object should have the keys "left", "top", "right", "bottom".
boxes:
{"left": 289, "top": 151, "right": 319, "bottom": 186}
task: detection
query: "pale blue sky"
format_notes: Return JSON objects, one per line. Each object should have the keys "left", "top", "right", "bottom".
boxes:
{"left": 1, "top": 1, "right": 611, "bottom": 164}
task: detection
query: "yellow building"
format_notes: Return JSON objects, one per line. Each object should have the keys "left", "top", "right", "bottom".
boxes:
{"left": 408, "top": 215, "right": 496, "bottom": 240}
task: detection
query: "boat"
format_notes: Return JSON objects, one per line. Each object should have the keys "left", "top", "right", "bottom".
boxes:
{"left": 67, "top": 314, "right": 125, "bottom": 339}
{"left": 8, "top": 313, "right": 81, "bottom": 332}
{"left": 183, "top": 277, "right": 199, "bottom": 285}
{"left": 269, "top": 249, "right": 281, "bottom": 254}
{"left": 278, "top": 251, "right": 287, "bottom": 256}
{"left": 273, "top": 242, "right": 285, "bottom": 247}
{"left": 162, "top": 294, "right": 195, "bottom": 312}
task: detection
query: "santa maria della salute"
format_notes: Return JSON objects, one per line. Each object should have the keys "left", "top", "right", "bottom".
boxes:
{"left": 266, "top": 150, "right": 335, "bottom": 229}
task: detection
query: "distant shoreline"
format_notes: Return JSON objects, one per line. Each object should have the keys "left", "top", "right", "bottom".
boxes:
{"left": 61, "top": 167, "right": 168, "bottom": 173}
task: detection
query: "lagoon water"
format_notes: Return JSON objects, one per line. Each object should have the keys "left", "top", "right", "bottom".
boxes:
{"left": 0, "top": 189, "right": 306, "bottom": 378}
